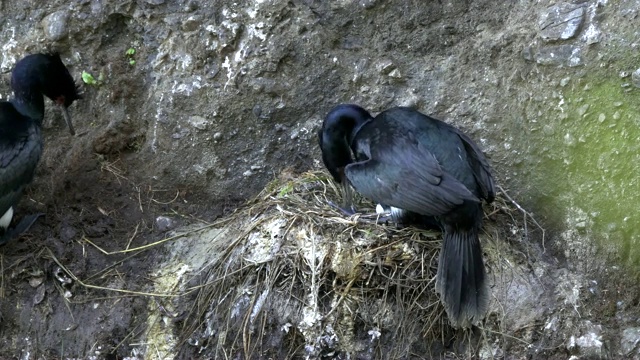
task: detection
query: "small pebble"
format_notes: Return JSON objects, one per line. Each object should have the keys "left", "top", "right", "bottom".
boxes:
{"left": 577, "top": 104, "right": 589, "bottom": 116}
{"left": 632, "top": 69, "right": 640, "bottom": 88}
{"left": 252, "top": 105, "right": 262, "bottom": 118}
{"left": 376, "top": 59, "right": 395, "bottom": 74}
{"left": 182, "top": 16, "right": 201, "bottom": 32}
{"left": 41, "top": 11, "right": 70, "bottom": 41}
{"left": 29, "top": 278, "right": 44, "bottom": 288}
{"left": 60, "top": 225, "right": 77, "bottom": 241}
{"left": 359, "top": 0, "right": 377, "bottom": 9}
{"left": 33, "top": 285, "right": 46, "bottom": 305}
{"left": 388, "top": 68, "right": 402, "bottom": 78}
{"left": 188, "top": 116, "right": 208, "bottom": 130}
{"left": 155, "top": 216, "right": 175, "bottom": 232}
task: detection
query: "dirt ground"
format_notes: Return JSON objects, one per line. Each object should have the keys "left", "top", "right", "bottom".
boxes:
{"left": 0, "top": 135, "right": 227, "bottom": 358}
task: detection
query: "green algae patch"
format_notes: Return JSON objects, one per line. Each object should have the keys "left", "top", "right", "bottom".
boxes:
{"left": 521, "top": 77, "right": 640, "bottom": 267}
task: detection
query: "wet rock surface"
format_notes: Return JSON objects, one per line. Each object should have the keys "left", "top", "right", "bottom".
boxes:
{"left": 534, "top": 44, "right": 583, "bottom": 66}
{"left": 539, "top": 2, "right": 586, "bottom": 42}
{"left": 0, "top": 0, "right": 638, "bottom": 358}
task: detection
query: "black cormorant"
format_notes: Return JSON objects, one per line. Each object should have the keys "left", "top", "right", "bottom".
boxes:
{"left": 318, "top": 104, "right": 495, "bottom": 328}
{"left": 0, "top": 53, "right": 80, "bottom": 244}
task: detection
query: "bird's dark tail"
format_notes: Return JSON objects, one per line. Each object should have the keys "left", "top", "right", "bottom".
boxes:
{"left": 435, "top": 226, "right": 488, "bottom": 328}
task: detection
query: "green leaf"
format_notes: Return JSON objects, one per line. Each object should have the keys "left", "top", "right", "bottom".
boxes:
{"left": 82, "top": 71, "right": 96, "bottom": 85}
{"left": 126, "top": 48, "right": 136, "bottom": 56}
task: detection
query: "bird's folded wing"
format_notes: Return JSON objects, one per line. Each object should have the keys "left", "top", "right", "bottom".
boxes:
{"left": 0, "top": 127, "right": 39, "bottom": 214}
{"left": 345, "top": 143, "right": 479, "bottom": 216}
{"left": 452, "top": 129, "right": 495, "bottom": 202}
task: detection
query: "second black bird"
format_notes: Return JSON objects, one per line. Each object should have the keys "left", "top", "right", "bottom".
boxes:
{"left": 0, "top": 53, "right": 81, "bottom": 244}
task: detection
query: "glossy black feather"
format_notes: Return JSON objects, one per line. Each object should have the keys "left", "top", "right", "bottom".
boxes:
{"left": 318, "top": 104, "right": 373, "bottom": 183}
{"left": 0, "top": 101, "right": 42, "bottom": 217}
{"left": 319, "top": 104, "right": 494, "bottom": 328}
{"left": 0, "top": 53, "right": 79, "bottom": 242}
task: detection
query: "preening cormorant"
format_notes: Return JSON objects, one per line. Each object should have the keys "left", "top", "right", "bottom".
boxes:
{"left": 318, "top": 104, "right": 495, "bottom": 328}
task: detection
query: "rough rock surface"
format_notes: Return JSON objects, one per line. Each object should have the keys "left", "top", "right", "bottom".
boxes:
{"left": 0, "top": 0, "right": 638, "bottom": 358}
{"left": 539, "top": 2, "right": 586, "bottom": 42}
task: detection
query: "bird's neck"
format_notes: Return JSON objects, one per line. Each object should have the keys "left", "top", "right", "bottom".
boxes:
{"left": 348, "top": 118, "right": 371, "bottom": 146}
{"left": 10, "top": 92, "right": 45, "bottom": 121}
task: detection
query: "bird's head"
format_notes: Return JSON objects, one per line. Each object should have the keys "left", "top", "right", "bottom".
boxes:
{"left": 11, "top": 53, "right": 81, "bottom": 135}
{"left": 318, "top": 104, "right": 372, "bottom": 183}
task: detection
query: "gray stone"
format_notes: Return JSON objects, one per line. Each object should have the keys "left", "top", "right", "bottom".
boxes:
{"left": 584, "top": 23, "right": 601, "bottom": 45}
{"left": 388, "top": 68, "right": 402, "bottom": 78}
{"left": 577, "top": 104, "right": 589, "bottom": 116}
{"left": 156, "top": 216, "right": 176, "bottom": 232}
{"left": 359, "top": 0, "right": 377, "bottom": 9}
{"left": 597, "top": 114, "right": 605, "bottom": 123}
{"left": 376, "top": 59, "right": 395, "bottom": 75}
{"left": 182, "top": 16, "right": 202, "bottom": 32}
{"left": 188, "top": 116, "right": 209, "bottom": 130}
{"left": 539, "top": 2, "right": 586, "bottom": 42}
{"left": 41, "top": 10, "right": 69, "bottom": 41}
{"left": 522, "top": 46, "right": 534, "bottom": 61}
{"left": 621, "top": 327, "right": 640, "bottom": 355}
{"left": 252, "top": 104, "right": 262, "bottom": 118}
{"left": 631, "top": 69, "right": 640, "bottom": 88}
{"left": 219, "top": 20, "right": 241, "bottom": 50}
{"left": 535, "top": 45, "right": 583, "bottom": 67}
{"left": 566, "top": 321, "right": 605, "bottom": 359}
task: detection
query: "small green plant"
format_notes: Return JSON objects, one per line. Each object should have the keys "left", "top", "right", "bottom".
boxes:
{"left": 81, "top": 71, "right": 95, "bottom": 85}
{"left": 81, "top": 71, "right": 104, "bottom": 86}
{"left": 126, "top": 47, "right": 136, "bottom": 66}
{"left": 277, "top": 182, "right": 295, "bottom": 198}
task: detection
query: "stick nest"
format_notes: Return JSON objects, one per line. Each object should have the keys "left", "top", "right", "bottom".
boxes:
{"left": 177, "top": 171, "right": 522, "bottom": 359}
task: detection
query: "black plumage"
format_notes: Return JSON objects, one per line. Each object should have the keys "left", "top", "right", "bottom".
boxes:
{"left": 0, "top": 53, "right": 80, "bottom": 244}
{"left": 318, "top": 104, "right": 495, "bottom": 328}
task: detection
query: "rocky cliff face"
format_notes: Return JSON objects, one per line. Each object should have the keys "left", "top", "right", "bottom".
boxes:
{"left": 4, "top": 0, "right": 526, "bottom": 202}
{"left": 1, "top": 0, "right": 639, "bottom": 358}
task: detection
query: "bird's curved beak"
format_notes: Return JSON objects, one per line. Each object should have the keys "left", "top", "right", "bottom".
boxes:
{"left": 60, "top": 106, "right": 75, "bottom": 136}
